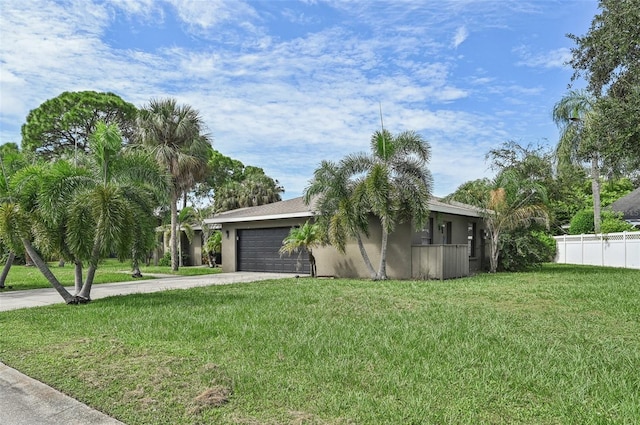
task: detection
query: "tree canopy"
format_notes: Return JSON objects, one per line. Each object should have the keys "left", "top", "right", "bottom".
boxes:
{"left": 21, "top": 91, "right": 137, "bottom": 159}
{"left": 567, "top": 0, "right": 640, "bottom": 169}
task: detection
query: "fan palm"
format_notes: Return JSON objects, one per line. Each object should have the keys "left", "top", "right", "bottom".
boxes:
{"left": 136, "top": 98, "right": 211, "bottom": 271}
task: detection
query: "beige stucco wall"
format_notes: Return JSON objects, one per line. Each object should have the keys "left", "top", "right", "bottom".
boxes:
{"left": 314, "top": 219, "right": 413, "bottom": 279}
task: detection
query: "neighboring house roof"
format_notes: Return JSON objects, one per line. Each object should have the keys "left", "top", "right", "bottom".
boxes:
{"left": 610, "top": 187, "right": 640, "bottom": 220}
{"left": 206, "top": 195, "right": 482, "bottom": 225}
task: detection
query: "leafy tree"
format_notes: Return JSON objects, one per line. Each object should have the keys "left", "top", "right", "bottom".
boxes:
{"left": 279, "top": 221, "right": 322, "bottom": 277}
{"left": 484, "top": 140, "right": 584, "bottom": 233}
{"left": 567, "top": 0, "right": 640, "bottom": 171}
{"left": 136, "top": 98, "right": 212, "bottom": 271}
{"left": 308, "top": 129, "right": 433, "bottom": 280}
{"left": 21, "top": 91, "right": 137, "bottom": 160}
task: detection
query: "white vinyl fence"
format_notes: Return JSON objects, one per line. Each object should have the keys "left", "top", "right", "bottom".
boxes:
{"left": 554, "top": 231, "right": 640, "bottom": 269}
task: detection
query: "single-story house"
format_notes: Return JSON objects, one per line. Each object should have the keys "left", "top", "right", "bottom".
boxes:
{"left": 204, "top": 196, "right": 489, "bottom": 280}
{"left": 610, "top": 187, "right": 640, "bottom": 228}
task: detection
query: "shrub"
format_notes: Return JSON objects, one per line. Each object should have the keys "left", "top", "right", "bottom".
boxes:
{"left": 499, "top": 229, "right": 556, "bottom": 272}
{"left": 569, "top": 209, "right": 636, "bottom": 234}
{"left": 158, "top": 251, "right": 171, "bottom": 267}
{"left": 568, "top": 209, "right": 594, "bottom": 234}
{"left": 601, "top": 211, "right": 636, "bottom": 233}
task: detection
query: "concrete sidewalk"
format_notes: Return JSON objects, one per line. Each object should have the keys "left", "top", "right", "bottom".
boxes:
{"left": 0, "top": 272, "right": 299, "bottom": 424}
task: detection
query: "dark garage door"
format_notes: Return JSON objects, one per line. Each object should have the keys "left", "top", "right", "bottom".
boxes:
{"left": 237, "top": 228, "right": 310, "bottom": 274}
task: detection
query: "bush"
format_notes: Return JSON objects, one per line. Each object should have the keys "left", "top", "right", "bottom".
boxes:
{"left": 158, "top": 251, "right": 171, "bottom": 267}
{"left": 499, "top": 229, "right": 556, "bottom": 272}
{"left": 601, "top": 211, "right": 636, "bottom": 233}
{"left": 569, "top": 209, "right": 636, "bottom": 234}
{"left": 568, "top": 209, "right": 594, "bottom": 234}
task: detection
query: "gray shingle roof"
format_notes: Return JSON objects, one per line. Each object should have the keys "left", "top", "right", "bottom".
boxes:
{"left": 206, "top": 195, "right": 481, "bottom": 225}
{"left": 610, "top": 187, "right": 640, "bottom": 219}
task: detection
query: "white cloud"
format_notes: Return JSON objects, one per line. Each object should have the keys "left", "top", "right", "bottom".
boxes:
{"left": 0, "top": 0, "right": 584, "bottom": 199}
{"left": 452, "top": 26, "right": 469, "bottom": 48}
{"left": 514, "top": 46, "right": 572, "bottom": 69}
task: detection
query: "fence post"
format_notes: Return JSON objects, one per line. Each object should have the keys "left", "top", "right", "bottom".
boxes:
{"left": 624, "top": 231, "right": 627, "bottom": 268}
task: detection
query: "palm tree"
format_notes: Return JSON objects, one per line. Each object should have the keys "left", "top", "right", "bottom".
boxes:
{"left": 0, "top": 175, "right": 79, "bottom": 303}
{"left": 136, "top": 98, "right": 211, "bottom": 271}
{"left": 0, "top": 144, "right": 26, "bottom": 288}
{"left": 450, "top": 170, "right": 549, "bottom": 273}
{"left": 204, "top": 230, "right": 222, "bottom": 267}
{"left": 304, "top": 160, "right": 377, "bottom": 278}
{"left": 279, "top": 221, "right": 321, "bottom": 277}
{"left": 486, "top": 172, "right": 549, "bottom": 272}
{"left": 6, "top": 122, "right": 166, "bottom": 303}
{"left": 342, "top": 129, "right": 433, "bottom": 280}
{"left": 552, "top": 90, "right": 603, "bottom": 232}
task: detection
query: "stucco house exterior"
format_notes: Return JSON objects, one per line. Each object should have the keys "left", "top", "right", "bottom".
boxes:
{"left": 204, "top": 196, "right": 489, "bottom": 280}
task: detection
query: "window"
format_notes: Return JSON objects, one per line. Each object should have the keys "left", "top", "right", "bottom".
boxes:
{"left": 413, "top": 217, "right": 434, "bottom": 245}
{"left": 468, "top": 222, "right": 476, "bottom": 257}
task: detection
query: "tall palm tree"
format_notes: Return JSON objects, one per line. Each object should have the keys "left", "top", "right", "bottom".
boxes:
{"left": 279, "top": 221, "right": 321, "bottom": 277}
{"left": 342, "top": 129, "right": 433, "bottom": 280}
{"left": 136, "top": 98, "right": 211, "bottom": 271}
{"left": 552, "top": 90, "right": 603, "bottom": 232}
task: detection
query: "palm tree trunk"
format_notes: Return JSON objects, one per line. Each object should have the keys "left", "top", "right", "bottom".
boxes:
{"left": 308, "top": 251, "right": 316, "bottom": 277}
{"left": 591, "top": 155, "right": 602, "bottom": 233}
{"left": 356, "top": 234, "right": 377, "bottom": 279}
{"left": 22, "top": 238, "right": 77, "bottom": 304}
{"left": 0, "top": 251, "right": 15, "bottom": 288}
{"left": 77, "top": 242, "right": 101, "bottom": 302}
{"left": 170, "top": 191, "right": 179, "bottom": 272}
{"left": 74, "top": 260, "right": 83, "bottom": 293}
{"left": 489, "top": 228, "right": 500, "bottom": 273}
{"left": 377, "top": 225, "right": 389, "bottom": 280}
{"left": 178, "top": 231, "right": 184, "bottom": 267}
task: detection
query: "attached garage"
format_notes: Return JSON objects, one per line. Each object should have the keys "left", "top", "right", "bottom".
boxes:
{"left": 237, "top": 227, "right": 310, "bottom": 274}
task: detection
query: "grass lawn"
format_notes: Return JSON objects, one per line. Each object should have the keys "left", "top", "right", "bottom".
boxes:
{"left": 0, "top": 264, "right": 638, "bottom": 424}
{"left": 0, "top": 258, "right": 222, "bottom": 291}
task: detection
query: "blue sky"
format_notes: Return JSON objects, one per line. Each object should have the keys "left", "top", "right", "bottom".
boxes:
{"left": 0, "top": 0, "right": 599, "bottom": 199}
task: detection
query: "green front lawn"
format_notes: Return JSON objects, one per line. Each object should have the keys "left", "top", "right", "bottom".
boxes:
{"left": 0, "top": 258, "right": 222, "bottom": 291}
{"left": 0, "top": 264, "right": 638, "bottom": 424}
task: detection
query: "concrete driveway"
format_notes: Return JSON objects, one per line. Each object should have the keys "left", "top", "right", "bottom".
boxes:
{"left": 0, "top": 271, "right": 300, "bottom": 424}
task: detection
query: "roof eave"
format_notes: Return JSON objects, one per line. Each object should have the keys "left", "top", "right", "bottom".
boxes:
{"left": 206, "top": 211, "right": 314, "bottom": 225}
